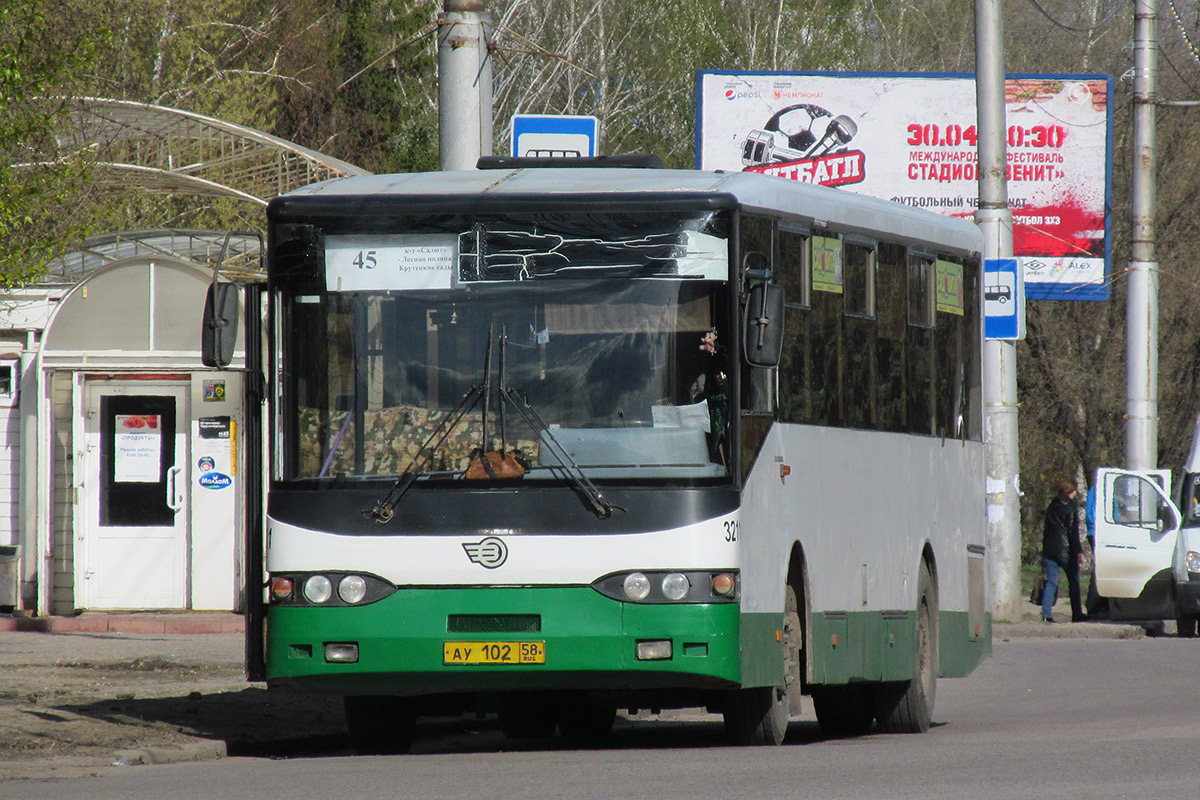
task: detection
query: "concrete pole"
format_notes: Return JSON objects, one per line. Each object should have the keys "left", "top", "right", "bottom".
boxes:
{"left": 975, "top": 0, "right": 1022, "bottom": 621}
{"left": 438, "top": 1, "right": 493, "bottom": 171}
{"left": 1126, "top": 0, "right": 1159, "bottom": 470}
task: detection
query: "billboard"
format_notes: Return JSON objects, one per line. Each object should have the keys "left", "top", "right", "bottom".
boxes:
{"left": 696, "top": 71, "right": 1112, "bottom": 300}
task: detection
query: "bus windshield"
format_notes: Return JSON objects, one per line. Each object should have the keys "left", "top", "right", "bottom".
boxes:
{"left": 282, "top": 278, "right": 733, "bottom": 483}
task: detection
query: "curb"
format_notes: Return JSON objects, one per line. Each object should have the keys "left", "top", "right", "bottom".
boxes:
{"left": 111, "top": 734, "right": 349, "bottom": 767}
{"left": 994, "top": 620, "right": 1146, "bottom": 639}
{"left": 999, "top": 601, "right": 1173, "bottom": 639}
{"left": 0, "top": 614, "right": 244, "bottom": 635}
{"left": 113, "top": 740, "right": 228, "bottom": 767}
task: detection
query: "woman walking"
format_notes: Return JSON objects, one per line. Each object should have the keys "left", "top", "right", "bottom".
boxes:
{"left": 1042, "top": 478, "right": 1087, "bottom": 623}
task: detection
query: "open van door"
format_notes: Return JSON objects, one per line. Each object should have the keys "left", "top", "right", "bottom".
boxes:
{"left": 1094, "top": 469, "right": 1180, "bottom": 598}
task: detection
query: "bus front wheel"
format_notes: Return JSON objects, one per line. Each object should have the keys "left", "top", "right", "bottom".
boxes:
{"left": 722, "top": 583, "right": 797, "bottom": 745}
{"left": 344, "top": 695, "right": 416, "bottom": 755}
{"left": 723, "top": 684, "right": 788, "bottom": 745}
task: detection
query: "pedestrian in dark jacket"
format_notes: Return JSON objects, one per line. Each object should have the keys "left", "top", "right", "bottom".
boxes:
{"left": 1042, "top": 478, "right": 1087, "bottom": 622}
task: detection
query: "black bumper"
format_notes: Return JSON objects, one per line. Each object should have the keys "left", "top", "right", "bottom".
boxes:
{"left": 1177, "top": 580, "right": 1200, "bottom": 614}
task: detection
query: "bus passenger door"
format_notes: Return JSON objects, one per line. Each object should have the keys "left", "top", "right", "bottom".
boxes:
{"left": 1094, "top": 468, "right": 1179, "bottom": 599}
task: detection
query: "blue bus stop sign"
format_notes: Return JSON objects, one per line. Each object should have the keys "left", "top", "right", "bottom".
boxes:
{"left": 511, "top": 115, "right": 600, "bottom": 158}
{"left": 984, "top": 258, "right": 1025, "bottom": 340}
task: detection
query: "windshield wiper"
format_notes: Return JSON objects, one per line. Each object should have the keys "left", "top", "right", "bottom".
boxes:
{"left": 367, "top": 328, "right": 616, "bottom": 523}
{"left": 365, "top": 382, "right": 486, "bottom": 523}
{"left": 500, "top": 383, "right": 614, "bottom": 518}
{"left": 493, "top": 326, "right": 613, "bottom": 518}
{"left": 368, "top": 329, "right": 500, "bottom": 523}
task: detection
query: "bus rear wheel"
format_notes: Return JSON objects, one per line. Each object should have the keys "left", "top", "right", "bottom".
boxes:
{"left": 344, "top": 695, "right": 416, "bottom": 755}
{"left": 874, "top": 562, "right": 938, "bottom": 733}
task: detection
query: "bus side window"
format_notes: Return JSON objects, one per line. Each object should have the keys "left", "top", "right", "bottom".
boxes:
{"left": 778, "top": 228, "right": 811, "bottom": 424}
{"left": 875, "top": 242, "right": 906, "bottom": 431}
{"left": 906, "top": 253, "right": 936, "bottom": 435}
{"left": 744, "top": 366, "right": 776, "bottom": 414}
{"left": 809, "top": 235, "right": 842, "bottom": 427}
{"left": 842, "top": 241, "right": 876, "bottom": 429}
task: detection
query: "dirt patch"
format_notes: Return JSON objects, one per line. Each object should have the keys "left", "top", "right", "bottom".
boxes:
{"left": 0, "top": 658, "right": 346, "bottom": 775}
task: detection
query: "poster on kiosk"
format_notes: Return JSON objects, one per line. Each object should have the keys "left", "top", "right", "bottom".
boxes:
{"left": 696, "top": 71, "right": 1112, "bottom": 301}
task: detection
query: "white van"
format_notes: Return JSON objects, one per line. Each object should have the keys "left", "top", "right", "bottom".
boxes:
{"left": 1094, "top": 464, "right": 1200, "bottom": 635}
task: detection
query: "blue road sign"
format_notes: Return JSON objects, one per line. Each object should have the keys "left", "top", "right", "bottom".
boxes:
{"left": 511, "top": 114, "right": 599, "bottom": 158}
{"left": 984, "top": 258, "right": 1025, "bottom": 340}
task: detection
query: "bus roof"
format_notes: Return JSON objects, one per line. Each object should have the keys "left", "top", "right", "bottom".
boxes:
{"left": 277, "top": 167, "right": 983, "bottom": 256}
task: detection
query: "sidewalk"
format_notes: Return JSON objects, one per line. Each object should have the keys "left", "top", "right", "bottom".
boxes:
{"left": 0, "top": 611, "right": 244, "bottom": 635}
{"left": 993, "top": 601, "right": 1152, "bottom": 639}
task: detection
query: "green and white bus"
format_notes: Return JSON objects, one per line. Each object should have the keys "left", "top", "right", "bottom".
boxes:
{"left": 222, "top": 157, "right": 990, "bottom": 753}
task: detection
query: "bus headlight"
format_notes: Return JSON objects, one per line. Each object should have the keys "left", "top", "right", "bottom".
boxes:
{"left": 304, "top": 575, "right": 333, "bottom": 604}
{"left": 593, "top": 570, "right": 739, "bottom": 603}
{"left": 1186, "top": 551, "right": 1200, "bottom": 574}
{"left": 661, "top": 573, "right": 690, "bottom": 600}
{"left": 269, "top": 571, "right": 396, "bottom": 607}
{"left": 623, "top": 572, "right": 652, "bottom": 601}
{"left": 338, "top": 575, "right": 368, "bottom": 604}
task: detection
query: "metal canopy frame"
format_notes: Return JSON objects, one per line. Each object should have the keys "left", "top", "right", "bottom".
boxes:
{"left": 43, "top": 229, "right": 263, "bottom": 283}
{"left": 28, "top": 97, "right": 374, "bottom": 283}
{"left": 57, "top": 97, "right": 369, "bottom": 204}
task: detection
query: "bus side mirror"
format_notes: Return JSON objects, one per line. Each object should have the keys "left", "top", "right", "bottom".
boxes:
{"left": 743, "top": 283, "right": 785, "bottom": 368}
{"left": 202, "top": 282, "right": 240, "bottom": 368}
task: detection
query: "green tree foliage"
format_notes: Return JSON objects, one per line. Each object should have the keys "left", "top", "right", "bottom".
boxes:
{"left": 274, "top": 0, "right": 439, "bottom": 174}
{"left": 2, "top": 0, "right": 321, "bottom": 280}
{"left": 0, "top": 2, "right": 108, "bottom": 283}
{"left": 88, "top": 0, "right": 317, "bottom": 126}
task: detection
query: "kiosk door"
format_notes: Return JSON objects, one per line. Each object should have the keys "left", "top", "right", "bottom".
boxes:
{"left": 77, "top": 383, "right": 189, "bottom": 609}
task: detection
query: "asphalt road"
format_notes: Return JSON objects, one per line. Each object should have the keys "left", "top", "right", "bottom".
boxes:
{"left": 6, "top": 627, "right": 1200, "bottom": 800}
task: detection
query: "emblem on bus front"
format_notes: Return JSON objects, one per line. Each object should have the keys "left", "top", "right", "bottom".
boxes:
{"left": 463, "top": 537, "right": 508, "bottom": 569}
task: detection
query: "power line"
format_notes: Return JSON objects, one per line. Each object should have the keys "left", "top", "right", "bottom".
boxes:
{"left": 1160, "top": 45, "right": 1200, "bottom": 98}
{"left": 1024, "top": 0, "right": 1127, "bottom": 33}
{"left": 337, "top": 23, "right": 438, "bottom": 92}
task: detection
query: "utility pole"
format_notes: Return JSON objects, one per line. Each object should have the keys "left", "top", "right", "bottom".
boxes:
{"left": 438, "top": 1, "right": 493, "bottom": 171}
{"left": 975, "top": 0, "right": 1022, "bottom": 621}
{"left": 1126, "top": 0, "right": 1159, "bottom": 470}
